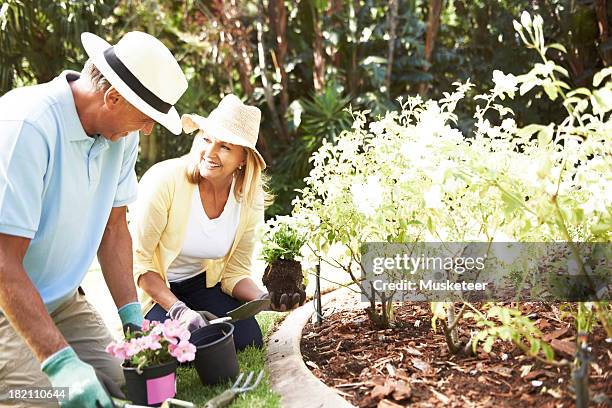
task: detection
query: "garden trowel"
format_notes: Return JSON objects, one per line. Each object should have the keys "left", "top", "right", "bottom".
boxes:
{"left": 205, "top": 298, "right": 270, "bottom": 324}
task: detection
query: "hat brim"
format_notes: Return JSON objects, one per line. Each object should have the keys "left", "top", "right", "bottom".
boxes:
{"left": 182, "top": 113, "right": 267, "bottom": 169}
{"left": 81, "top": 32, "right": 182, "bottom": 135}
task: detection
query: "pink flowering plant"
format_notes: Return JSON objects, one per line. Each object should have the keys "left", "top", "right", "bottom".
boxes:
{"left": 106, "top": 319, "right": 197, "bottom": 373}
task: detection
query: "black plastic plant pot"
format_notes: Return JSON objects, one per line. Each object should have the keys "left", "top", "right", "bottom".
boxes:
{"left": 123, "top": 360, "right": 178, "bottom": 407}
{"left": 191, "top": 322, "right": 239, "bottom": 385}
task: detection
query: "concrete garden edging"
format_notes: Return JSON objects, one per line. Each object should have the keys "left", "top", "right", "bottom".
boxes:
{"left": 266, "top": 287, "right": 356, "bottom": 408}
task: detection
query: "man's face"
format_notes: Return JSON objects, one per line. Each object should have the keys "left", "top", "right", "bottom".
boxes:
{"left": 99, "top": 89, "right": 156, "bottom": 141}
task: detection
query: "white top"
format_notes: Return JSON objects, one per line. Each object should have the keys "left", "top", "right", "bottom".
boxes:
{"left": 166, "top": 179, "right": 241, "bottom": 282}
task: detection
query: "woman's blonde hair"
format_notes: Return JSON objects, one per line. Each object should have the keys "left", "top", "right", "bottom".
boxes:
{"left": 185, "top": 132, "right": 273, "bottom": 209}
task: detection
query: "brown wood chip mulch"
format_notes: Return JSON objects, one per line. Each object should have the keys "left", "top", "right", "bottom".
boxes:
{"left": 301, "top": 296, "right": 611, "bottom": 408}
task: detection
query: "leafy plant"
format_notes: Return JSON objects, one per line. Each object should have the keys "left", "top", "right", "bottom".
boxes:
{"left": 260, "top": 216, "right": 308, "bottom": 264}
{"left": 467, "top": 305, "right": 557, "bottom": 364}
{"left": 268, "top": 83, "right": 352, "bottom": 217}
{"left": 292, "top": 10, "right": 611, "bottom": 348}
{"left": 106, "top": 319, "right": 196, "bottom": 373}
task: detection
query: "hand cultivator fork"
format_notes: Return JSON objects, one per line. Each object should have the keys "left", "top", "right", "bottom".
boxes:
{"left": 203, "top": 370, "right": 264, "bottom": 408}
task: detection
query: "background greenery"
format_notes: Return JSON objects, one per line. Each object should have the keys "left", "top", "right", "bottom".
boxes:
{"left": 1, "top": 0, "right": 610, "bottom": 216}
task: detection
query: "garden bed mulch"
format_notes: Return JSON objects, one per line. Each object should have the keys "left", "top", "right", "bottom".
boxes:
{"left": 301, "top": 295, "right": 610, "bottom": 408}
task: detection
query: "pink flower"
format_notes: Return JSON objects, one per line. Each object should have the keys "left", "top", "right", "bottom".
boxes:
{"left": 150, "top": 321, "right": 163, "bottom": 336}
{"left": 134, "top": 333, "right": 162, "bottom": 351}
{"left": 106, "top": 318, "right": 196, "bottom": 366}
{"left": 141, "top": 319, "right": 151, "bottom": 332}
{"left": 125, "top": 338, "right": 144, "bottom": 357}
{"left": 161, "top": 319, "right": 190, "bottom": 345}
{"left": 148, "top": 332, "right": 162, "bottom": 344}
{"left": 169, "top": 340, "right": 196, "bottom": 363}
{"left": 105, "top": 341, "right": 129, "bottom": 361}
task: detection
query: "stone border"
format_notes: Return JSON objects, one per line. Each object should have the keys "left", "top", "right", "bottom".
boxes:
{"left": 266, "top": 288, "right": 356, "bottom": 408}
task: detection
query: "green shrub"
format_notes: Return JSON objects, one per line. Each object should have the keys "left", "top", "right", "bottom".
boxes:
{"left": 260, "top": 217, "right": 307, "bottom": 264}
{"left": 291, "top": 11, "right": 612, "bottom": 346}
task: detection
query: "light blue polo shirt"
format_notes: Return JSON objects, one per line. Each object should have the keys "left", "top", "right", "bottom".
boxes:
{"left": 0, "top": 71, "right": 139, "bottom": 312}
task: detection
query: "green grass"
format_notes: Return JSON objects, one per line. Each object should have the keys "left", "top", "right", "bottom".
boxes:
{"left": 175, "top": 312, "right": 285, "bottom": 407}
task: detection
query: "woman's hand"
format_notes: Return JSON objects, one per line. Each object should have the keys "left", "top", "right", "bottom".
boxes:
{"left": 232, "top": 277, "right": 306, "bottom": 311}
{"left": 259, "top": 290, "right": 306, "bottom": 312}
{"left": 168, "top": 300, "right": 209, "bottom": 332}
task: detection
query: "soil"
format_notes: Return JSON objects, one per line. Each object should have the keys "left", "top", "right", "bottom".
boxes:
{"left": 301, "top": 295, "right": 611, "bottom": 408}
{"left": 262, "top": 259, "right": 306, "bottom": 307}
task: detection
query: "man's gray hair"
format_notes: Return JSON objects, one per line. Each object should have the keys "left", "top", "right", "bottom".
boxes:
{"left": 82, "top": 59, "right": 112, "bottom": 92}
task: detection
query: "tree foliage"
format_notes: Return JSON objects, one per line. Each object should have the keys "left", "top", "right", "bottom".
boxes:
{"left": 1, "top": 0, "right": 610, "bottom": 216}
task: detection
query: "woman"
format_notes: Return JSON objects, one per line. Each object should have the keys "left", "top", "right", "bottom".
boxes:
{"left": 130, "top": 95, "right": 302, "bottom": 350}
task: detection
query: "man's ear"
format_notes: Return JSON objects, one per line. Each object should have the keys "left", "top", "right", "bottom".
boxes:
{"left": 103, "top": 87, "right": 123, "bottom": 110}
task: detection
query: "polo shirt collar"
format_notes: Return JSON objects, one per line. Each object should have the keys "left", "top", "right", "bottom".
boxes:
{"left": 56, "top": 70, "right": 95, "bottom": 143}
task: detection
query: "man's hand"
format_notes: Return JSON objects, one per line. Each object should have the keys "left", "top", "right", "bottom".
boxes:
{"left": 41, "top": 347, "right": 113, "bottom": 408}
{"left": 118, "top": 302, "right": 143, "bottom": 336}
{"left": 168, "top": 300, "right": 208, "bottom": 332}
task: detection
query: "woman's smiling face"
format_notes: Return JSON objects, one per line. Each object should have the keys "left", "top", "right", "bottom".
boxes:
{"left": 195, "top": 133, "right": 246, "bottom": 182}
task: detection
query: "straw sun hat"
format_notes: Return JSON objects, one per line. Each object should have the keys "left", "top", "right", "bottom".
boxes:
{"left": 81, "top": 31, "right": 188, "bottom": 135}
{"left": 182, "top": 94, "right": 267, "bottom": 169}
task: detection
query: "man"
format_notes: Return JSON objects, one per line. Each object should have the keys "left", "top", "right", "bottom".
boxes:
{"left": 0, "top": 31, "right": 188, "bottom": 407}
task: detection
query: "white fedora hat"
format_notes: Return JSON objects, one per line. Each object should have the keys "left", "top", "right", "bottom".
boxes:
{"left": 81, "top": 31, "right": 188, "bottom": 135}
{"left": 182, "top": 94, "right": 267, "bottom": 169}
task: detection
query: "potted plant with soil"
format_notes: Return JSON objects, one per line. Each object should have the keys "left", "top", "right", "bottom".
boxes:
{"left": 106, "top": 319, "right": 196, "bottom": 407}
{"left": 260, "top": 216, "right": 308, "bottom": 309}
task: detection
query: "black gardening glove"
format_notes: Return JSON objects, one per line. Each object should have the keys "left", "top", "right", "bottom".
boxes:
{"left": 261, "top": 289, "right": 306, "bottom": 312}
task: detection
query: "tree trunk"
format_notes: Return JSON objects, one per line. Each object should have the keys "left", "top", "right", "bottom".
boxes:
{"left": 595, "top": 0, "right": 611, "bottom": 66}
{"left": 327, "top": 0, "right": 344, "bottom": 68}
{"left": 446, "top": 303, "right": 459, "bottom": 346}
{"left": 233, "top": 30, "right": 255, "bottom": 98}
{"left": 312, "top": 3, "right": 325, "bottom": 93}
{"left": 209, "top": 0, "right": 255, "bottom": 98}
{"left": 385, "top": 0, "right": 399, "bottom": 97}
{"left": 256, "top": 19, "right": 285, "bottom": 142}
{"left": 418, "top": 0, "right": 443, "bottom": 96}
{"left": 268, "top": 0, "right": 289, "bottom": 138}
{"left": 348, "top": 0, "right": 361, "bottom": 96}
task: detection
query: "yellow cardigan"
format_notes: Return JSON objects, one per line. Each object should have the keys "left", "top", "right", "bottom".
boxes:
{"left": 129, "top": 157, "right": 263, "bottom": 315}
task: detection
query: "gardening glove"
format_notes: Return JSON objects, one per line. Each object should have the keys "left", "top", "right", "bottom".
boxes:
{"left": 260, "top": 290, "right": 305, "bottom": 312}
{"left": 118, "top": 302, "right": 143, "bottom": 336}
{"left": 41, "top": 347, "right": 114, "bottom": 408}
{"left": 95, "top": 369, "right": 126, "bottom": 400}
{"left": 168, "top": 300, "right": 208, "bottom": 332}
{"left": 197, "top": 310, "right": 219, "bottom": 322}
